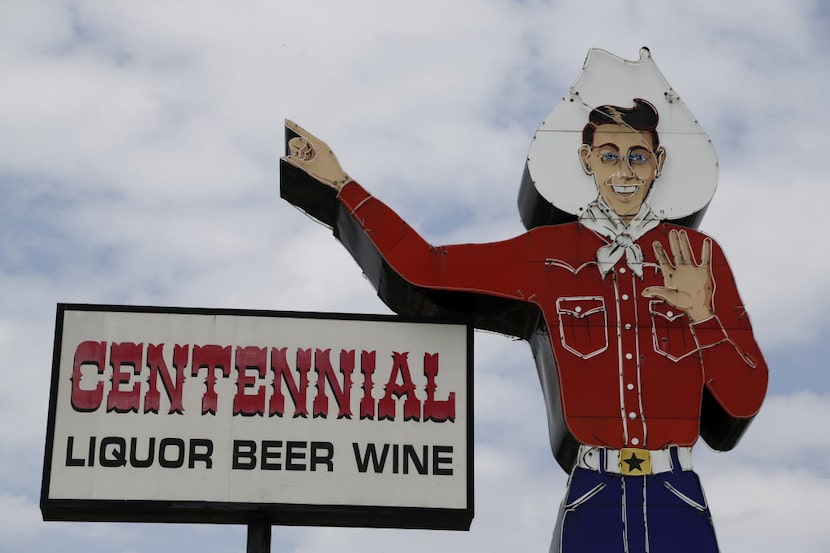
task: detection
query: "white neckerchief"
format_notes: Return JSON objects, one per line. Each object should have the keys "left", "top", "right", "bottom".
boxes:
{"left": 578, "top": 198, "right": 661, "bottom": 278}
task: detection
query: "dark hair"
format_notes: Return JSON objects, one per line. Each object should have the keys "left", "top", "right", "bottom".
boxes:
{"left": 581, "top": 98, "right": 660, "bottom": 147}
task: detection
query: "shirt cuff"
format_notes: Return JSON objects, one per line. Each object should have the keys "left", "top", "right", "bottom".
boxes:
{"left": 337, "top": 180, "right": 369, "bottom": 211}
{"left": 690, "top": 315, "right": 728, "bottom": 349}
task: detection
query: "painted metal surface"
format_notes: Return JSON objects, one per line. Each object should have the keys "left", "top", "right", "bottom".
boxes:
{"left": 279, "top": 48, "right": 767, "bottom": 552}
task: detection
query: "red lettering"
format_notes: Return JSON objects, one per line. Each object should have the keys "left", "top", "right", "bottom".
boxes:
{"left": 144, "top": 344, "right": 187, "bottom": 414}
{"left": 107, "top": 342, "right": 143, "bottom": 413}
{"left": 233, "top": 346, "right": 267, "bottom": 416}
{"left": 378, "top": 352, "right": 422, "bottom": 421}
{"left": 71, "top": 340, "right": 107, "bottom": 412}
{"left": 423, "top": 353, "right": 455, "bottom": 422}
{"left": 359, "top": 350, "right": 377, "bottom": 419}
{"left": 313, "top": 349, "right": 354, "bottom": 419}
{"left": 269, "top": 347, "right": 310, "bottom": 417}
{"left": 191, "top": 345, "right": 231, "bottom": 415}
{"left": 68, "top": 340, "right": 458, "bottom": 423}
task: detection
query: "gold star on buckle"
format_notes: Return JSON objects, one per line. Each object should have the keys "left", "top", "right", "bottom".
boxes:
{"left": 619, "top": 448, "right": 652, "bottom": 475}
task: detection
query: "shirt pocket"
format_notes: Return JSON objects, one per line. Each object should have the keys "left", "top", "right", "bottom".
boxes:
{"left": 649, "top": 300, "right": 696, "bottom": 361}
{"left": 556, "top": 296, "right": 608, "bottom": 359}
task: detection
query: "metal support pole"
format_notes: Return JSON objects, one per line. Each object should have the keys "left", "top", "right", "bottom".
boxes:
{"left": 246, "top": 520, "right": 271, "bottom": 553}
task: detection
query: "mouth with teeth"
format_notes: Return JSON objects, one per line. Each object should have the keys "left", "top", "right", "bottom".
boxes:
{"left": 611, "top": 184, "right": 640, "bottom": 197}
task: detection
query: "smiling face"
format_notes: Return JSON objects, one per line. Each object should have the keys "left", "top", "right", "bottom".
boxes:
{"left": 580, "top": 123, "right": 666, "bottom": 222}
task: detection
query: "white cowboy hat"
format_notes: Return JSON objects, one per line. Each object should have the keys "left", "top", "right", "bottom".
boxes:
{"left": 519, "top": 47, "right": 718, "bottom": 230}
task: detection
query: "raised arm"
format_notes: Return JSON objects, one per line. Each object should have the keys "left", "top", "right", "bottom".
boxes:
{"left": 643, "top": 229, "right": 768, "bottom": 449}
{"left": 280, "top": 121, "right": 539, "bottom": 338}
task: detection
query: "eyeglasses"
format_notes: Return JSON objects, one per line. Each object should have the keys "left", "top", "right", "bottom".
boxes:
{"left": 599, "top": 151, "right": 652, "bottom": 165}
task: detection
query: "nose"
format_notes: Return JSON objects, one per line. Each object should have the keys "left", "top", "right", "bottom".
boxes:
{"left": 618, "top": 159, "right": 636, "bottom": 178}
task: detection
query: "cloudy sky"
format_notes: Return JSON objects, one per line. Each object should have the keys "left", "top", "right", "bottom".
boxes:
{"left": 2, "top": 1, "right": 829, "bottom": 551}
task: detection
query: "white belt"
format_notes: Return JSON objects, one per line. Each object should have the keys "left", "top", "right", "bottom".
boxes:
{"left": 576, "top": 445, "right": 693, "bottom": 476}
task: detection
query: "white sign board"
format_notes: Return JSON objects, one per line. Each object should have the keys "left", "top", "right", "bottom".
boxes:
{"left": 41, "top": 304, "right": 473, "bottom": 530}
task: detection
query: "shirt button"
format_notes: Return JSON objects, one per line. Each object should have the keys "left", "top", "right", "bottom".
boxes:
{"left": 619, "top": 267, "right": 627, "bottom": 274}
{"left": 622, "top": 294, "right": 630, "bottom": 301}
{"left": 627, "top": 383, "right": 635, "bottom": 391}
{"left": 628, "top": 411, "right": 638, "bottom": 419}
{"left": 631, "top": 438, "right": 640, "bottom": 446}
{"left": 625, "top": 353, "right": 633, "bottom": 360}
{"left": 625, "top": 323, "right": 632, "bottom": 330}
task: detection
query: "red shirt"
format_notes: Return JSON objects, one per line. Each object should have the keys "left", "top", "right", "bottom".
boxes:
{"left": 335, "top": 181, "right": 767, "bottom": 460}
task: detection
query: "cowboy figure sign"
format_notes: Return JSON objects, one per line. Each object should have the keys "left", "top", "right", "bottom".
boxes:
{"left": 279, "top": 48, "right": 767, "bottom": 553}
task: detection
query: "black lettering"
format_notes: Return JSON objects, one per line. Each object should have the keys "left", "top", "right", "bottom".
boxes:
{"left": 130, "top": 437, "right": 155, "bottom": 468}
{"left": 403, "top": 444, "right": 428, "bottom": 475}
{"left": 433, "top": 445, "right": 453, "bottom": 475}
{"left": 158, "top": 438, "right": 185, "bottom": 468}
{"left": 100, "top": 436, "right": 127, "bottom": 467}
{"left": 188, "top": 438, "right": 213, "bottom": 469}
{"left": 261, "top": 440, "right": 282, "bottom": 470}
{"left": 88, "top": 435, "right": 96, "bottom": 467}
{"left": 286, "top": 441, "right": 306, "bottom": 470}
{"left": 233, "top": 440, "right": 257, "bottom": 470}
{"left": 310, "top": 442, "right": 334, "bottom": 472}
{"left": 352, "top": 442, "right": 389, "bottom": 473}
{"left": 65, "top": 436, "right": 85, "bottom": 466}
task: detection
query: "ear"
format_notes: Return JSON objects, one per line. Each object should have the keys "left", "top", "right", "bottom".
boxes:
{"left": 578, "top": 144, "right": 593, "bottom": 175}
{"left": 654, "top": 145, "right": 666, "bottom": 177}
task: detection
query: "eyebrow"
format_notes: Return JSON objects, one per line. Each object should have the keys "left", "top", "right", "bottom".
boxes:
{"left": 595, "top": 143, "right": 620, "bottom": 150}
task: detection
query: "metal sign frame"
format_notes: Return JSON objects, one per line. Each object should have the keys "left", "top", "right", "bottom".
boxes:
{"left": 41, "top": 304, "right": 474, "bottom": 531}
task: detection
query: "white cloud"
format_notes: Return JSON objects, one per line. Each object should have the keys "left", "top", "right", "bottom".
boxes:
{"left": 707, "top": 391, "right": 830, "bottom": 473}
{"left": 702, "top": 466, "right": 830, "bottom": 552}
{"left": 696, "top": 391, "right": 830, "bottom": 550}
{"left": 1, "top": 0, "right": 828, "bottom": 551}
{"left": 0, "top": 494, "right": 41, "bottom": 538}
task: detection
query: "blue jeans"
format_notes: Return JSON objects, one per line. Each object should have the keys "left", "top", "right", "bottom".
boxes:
{"left": 551, "top": 448, "right": 719, "bottom": 553}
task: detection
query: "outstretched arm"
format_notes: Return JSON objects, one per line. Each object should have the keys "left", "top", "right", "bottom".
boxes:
{"left": 279, "top": 121, "right": 538, "bottom": 338}
{"left": 643, "top": 229, "right": 767, "bottom": 449}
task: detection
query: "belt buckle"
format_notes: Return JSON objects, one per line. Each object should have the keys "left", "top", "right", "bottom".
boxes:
{"left": 619, "top": 448, "right": 652, "bottom": 476}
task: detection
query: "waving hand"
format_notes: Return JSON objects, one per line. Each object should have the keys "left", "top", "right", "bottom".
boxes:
{"left": 643, "top": 229, "right": 714, "bottom": 322}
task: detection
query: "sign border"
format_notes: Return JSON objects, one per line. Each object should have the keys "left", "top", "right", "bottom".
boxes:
{"left": 41, "top": 303, "right": 474, "bottom": 530}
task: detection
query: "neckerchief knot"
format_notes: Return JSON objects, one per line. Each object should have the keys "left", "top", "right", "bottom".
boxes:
{"left": 579, "top": 199, "right": 661, "bottom": 278}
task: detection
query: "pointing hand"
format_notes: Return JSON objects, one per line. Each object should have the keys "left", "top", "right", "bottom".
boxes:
{"left": 281, "top": 119, "right": 350, "bottom": 191}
